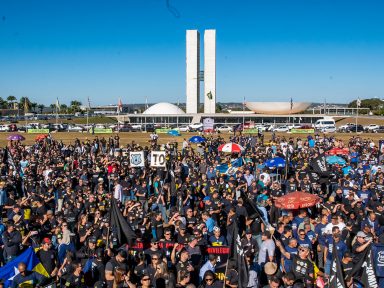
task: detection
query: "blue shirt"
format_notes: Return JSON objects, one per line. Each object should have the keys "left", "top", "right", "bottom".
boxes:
{"left": 357, "top": 189, "right": 371, "bottom": 205}
{"left": 314, "top": 223, "right": 327, "bottom": 246}
{"left": 325, "top": 236, "right": 347, "bottom": 261}
{"left": 205, "top": 217, "right": 216, "bottom": 233}
{"left": 283, "top": 246, "right": 297, "bottom": 272}
{"left": 199, "top": 260, "right": 215, "bottom": 282}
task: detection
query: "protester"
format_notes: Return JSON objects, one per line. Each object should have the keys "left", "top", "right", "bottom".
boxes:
{"left": 0, "top": 133, "right": 382, "bottom": 288}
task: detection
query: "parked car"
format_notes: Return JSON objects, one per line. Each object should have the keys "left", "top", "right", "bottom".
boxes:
{"left": 216, "top": 125, "right": 233, "bottom": 133}
{"left": 338, "top": 123, "right": 355, "bottom": 132}
{"left": 67, "top": 125, "right": 85, "bottom": 132}
{"left": 346, "top": 125, "right": 364, "bottom": 133}
{"left": 178, "top": 125, "right": 190, "bottom": 132}
{"left": 0, "top": 124, "right": 10, "bottom": 132}
{"left": 288, "top": 124, "right": 302, "bottom": 131}
{"left": 189, "top": 122, "right": 203, "bottom": 131}
{"left": 364, "top": 124, "right": 379, "bottom": 132}
{"left": 273, "top": 126, "right": 289, "bottom": 132}
{"left": 114, "top": 124, "right": 132, "bottom": 132}
{"left": 374, "top": 126, "right": 384, "bottom": 133}
{"left": 320, "top": 126, "right": 336, "bottom": 133}
{"left": 131, "top": 124, "right": 142, "bottom": 131}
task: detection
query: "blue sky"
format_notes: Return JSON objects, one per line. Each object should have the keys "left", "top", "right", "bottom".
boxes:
{"left": 0, "top": 0, "right": 383, "bottom": 106}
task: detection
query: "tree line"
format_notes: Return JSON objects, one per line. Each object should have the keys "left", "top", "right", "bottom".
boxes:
{"left": 0, "top": 96, "right": 83, "bottom": 114}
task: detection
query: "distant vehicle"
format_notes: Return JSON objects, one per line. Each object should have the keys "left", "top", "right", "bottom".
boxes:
{"left": 364, "top": 124, "right": 379, "bottom": 132}
{"left": 216, "top": 125, "right": 233, "bottom": 133}
{"left": 338, "top": 123, "right": 354, "bottom": 132}
{"left": 143, "top": 124, "right": 155, "bottom": 132}
{"left": 346, "top": 125, "right": 364, "bottom": 133}
{"left": 320, "top": 126, "right": 336, "bottom": 133}
{"left": 67, "top": 125, "right": 85, "bottom": 132}
{"left": 374, "top": 126, "right": 384, "bottom": 133}
{"left": 114, "top": 124, "right": 132, "bottom": 132}
{"left": 0, "top": 124, "right": 10, "bottom": 132}
{"left": 273, "top": 126, "right": 289, "bottom": 132}
{"left": 178, "top": 125, "right": 190, "bottom": 132}
{"left": 288, "top": 124, "right": 302, "bottom": 131}
{"left": 95, "top": 124, "right": 106, "bottom": 129}
{"left": 314, "top": 118, "right": 336, "bottom": 130}
{"left": 131, "top": 124, "right": 142, "bottom": 131}
{"left": 189, "top": 123, "right": 203, "bottom": 131}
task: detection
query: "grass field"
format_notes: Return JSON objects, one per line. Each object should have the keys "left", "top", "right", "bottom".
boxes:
{"left": 2, "top": 131, "right": 384, "bottom": 147}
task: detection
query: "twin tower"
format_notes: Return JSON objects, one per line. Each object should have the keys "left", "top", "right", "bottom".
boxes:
{"left": 186, "top": 29, "right": 216, "bottom": 114}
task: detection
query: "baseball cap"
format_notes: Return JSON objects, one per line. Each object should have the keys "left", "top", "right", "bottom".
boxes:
{"left": 42, "top": 237, "right": 52, "bottom": 244}
{"left": 356, "top": 231, "right": 367, "bottom": 238}
{"left": 89, "top": 236, "right": 97, "bottom": 244}
{"left": 203, "top": 196, "right": 211, "bottom": 202}
{"left": 179, "top": 224, "right": 186, "bottom": 230}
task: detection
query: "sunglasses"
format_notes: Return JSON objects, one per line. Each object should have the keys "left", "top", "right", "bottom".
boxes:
{"left": 299, "top": 234, "right": 305, "bottom": 236}
{"left": 152, "top": 257, "right": 159, "bottom": 260}
{"left": 165, "top": 233, "right": 171, "bottom": 236}
{"left": 205, "top": 278, "right": 213, "bottom": 282}
{"left": 142, "top": 278, "right": 150, "bottom": 281}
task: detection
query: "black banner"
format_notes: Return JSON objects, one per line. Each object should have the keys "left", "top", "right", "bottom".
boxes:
{"left": 329, "top": 242, "right": 346, "bottom": 287}
{"left": 349, "top": 245, "right": 378, "bottom": 288}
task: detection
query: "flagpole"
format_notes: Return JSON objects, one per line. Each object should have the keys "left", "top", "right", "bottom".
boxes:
{"left": 87, "top": 97, "right": 90, "bottom": 134}
{"left": 242, "top": 96, "right": 245, "bottom": 133}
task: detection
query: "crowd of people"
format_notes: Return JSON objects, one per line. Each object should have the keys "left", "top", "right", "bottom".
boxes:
{"left": 0, "top": 131, "right": 383, "bottom": 288}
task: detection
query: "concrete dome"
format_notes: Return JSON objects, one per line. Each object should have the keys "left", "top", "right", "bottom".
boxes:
{"left": 143, "top": 102, "right": 185, "bottom": 115}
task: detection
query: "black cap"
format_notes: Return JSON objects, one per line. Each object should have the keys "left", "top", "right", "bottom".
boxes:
{"left": 89, "top": 236, "right": 97, "bottom": 244}
{"left": 118, "top": 250, "right": 128, "bottom": 259}
{"left": 179, "top": 224, "right": 186, "bottom": 230}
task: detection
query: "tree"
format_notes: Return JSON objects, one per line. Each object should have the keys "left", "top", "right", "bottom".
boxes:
{"left": 7, "top": 95, "right": 17, "bottom": 109}
{"left": 70, "top": 100, "right": 82, "bottom": 113}
{"left": 37, "top": 104, "right": 45, "bottom": 114}
{"left": 0, "top": 97, "right": 7, "bottom": 109}
{"left": 30, "top": 102, "right": 37, "bottom": 113}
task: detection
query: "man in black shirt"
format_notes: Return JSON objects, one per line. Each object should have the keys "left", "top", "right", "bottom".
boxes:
{"left": 105, "top": 250, "right": 128, "bottom": 288}
{"left": 37, "top": 237, "right": 58, "bottom": 280}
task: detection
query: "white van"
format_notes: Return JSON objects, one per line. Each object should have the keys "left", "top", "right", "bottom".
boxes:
{"left": 314, "top": 118, "right": 336, "bottom": 130}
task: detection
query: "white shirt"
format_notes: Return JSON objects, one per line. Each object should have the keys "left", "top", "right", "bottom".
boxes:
{"left": 114, "top": 184, "right": 123, "bottom": 202}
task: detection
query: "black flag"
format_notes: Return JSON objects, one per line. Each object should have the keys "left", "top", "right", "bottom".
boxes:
{"left": 110, "top": 198, "right": 136, "bottom": 246}
{"left": 229, "top": 221, "right": 248, "bottom": 288}
{"left": 329, "top": 243, "right": 346, "bottom": 287}
{"left": 3, "top": 147, "right": 16, "bottom": 171}
{"left": 348, "top": 245, "right": 378, "bottom": 288}
{"left": 309, "top": 153, "right": 331, "bottom": 184}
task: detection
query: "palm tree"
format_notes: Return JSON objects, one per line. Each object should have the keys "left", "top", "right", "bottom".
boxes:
{"left": 70, "top": 100, "right": 82, "bottom": 112}
{"left": 0, "top": 97, "right": 7, "bottom": 109}
{"left": 38, "top": 104, "right": 45, "bottom": 114}
{"left": 31, "top": 102, "right": 37, "bottom": 113}
{"left": 7, "top": 95, "right": 17, "bottom": 109}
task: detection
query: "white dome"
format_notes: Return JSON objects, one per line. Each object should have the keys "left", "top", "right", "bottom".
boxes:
{"left": 143, "top": 102, "right": 185, "bottom": 115}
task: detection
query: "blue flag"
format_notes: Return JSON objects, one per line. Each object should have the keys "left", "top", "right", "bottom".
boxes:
{"left": 372, "top": 244, "right": 384, "bottom": 278}
{"left": 0, "top": 247, "right": 49, "bottom": 287}
{"left": 216, "top": 158, "right": 243, "bottom": 175}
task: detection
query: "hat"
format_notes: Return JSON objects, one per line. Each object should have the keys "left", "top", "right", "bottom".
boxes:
{"left": 203, "top": 196, "right": 211, "bottom": 202}
{"left": 42, "top": 237, "right": 52, "bottom": 244}
{"left": 12, "top": 214, "right": 22, "bottom": 223}
{"left": 356, "top": 231, "right": 367, "bottom": 238}
{"left": 245, "top": 229, "right": 252, "bottom": 234}
{"left": 179, "top": 224, "right": 186, "bottom": 230}
{"left": 117, "top": 250, "right": 128, "bottom": 259}
{"left": 150, "top": 238, "right": 158, "bottom": 243}
{"left": 89, "top": 236, "right": 97, "bottom": 244}
{"left": 210, "top": 177, "right": 215, "bottom": 180}
{"left": 264, "top": 262, "right": 278, "bottom": 275}
{"left": 213, "top": 226, "right": 220, "bottom": 232}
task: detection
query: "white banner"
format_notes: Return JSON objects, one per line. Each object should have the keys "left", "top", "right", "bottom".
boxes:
{"left": 150, "top": 151, "right": 166, "bottom": 167}
{"left": 203, "top": 118, "right": 214, "bottom": 131}
{"left": 129, "top": 151, "right": 145, "bottom": 167}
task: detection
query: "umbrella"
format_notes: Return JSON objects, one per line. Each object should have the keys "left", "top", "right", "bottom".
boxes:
{"left": 274, "top": 191, "right": 320, "bottom": 209}
{"left": 265, "top": 157, "right": 286, "bottom": 168}
{"left": 326, "top": 155, "right": 346, "bottom": 165}
{"left": 7, "top": 134, "right": 25, "bottom": 141}
{"left": 218, "top": 142, "right": 244, "bottom": 153}
{"left": 189, "top": 136, "right": 206, "bottom": 143}
{"left": 326, "top": 147, "right": 349, "bottom": 156}
{"left": 35, "top": 134, "right": 48, "bottom": 141}
{"left": 167, "top": 130, "right": 181, "bottom": 136}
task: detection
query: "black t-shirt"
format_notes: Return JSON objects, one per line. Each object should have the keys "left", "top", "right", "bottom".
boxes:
{"left": 105, "top": 258, "right": 128, "bottom": 288}
{"left": 250, "top": 217, "right": 262, "bottom": 235}
{"left": 290, "top": 255, "right": 314, "bottom": 282}
{"left": 37, "top": 249, "right": 57, "bottom": 274}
